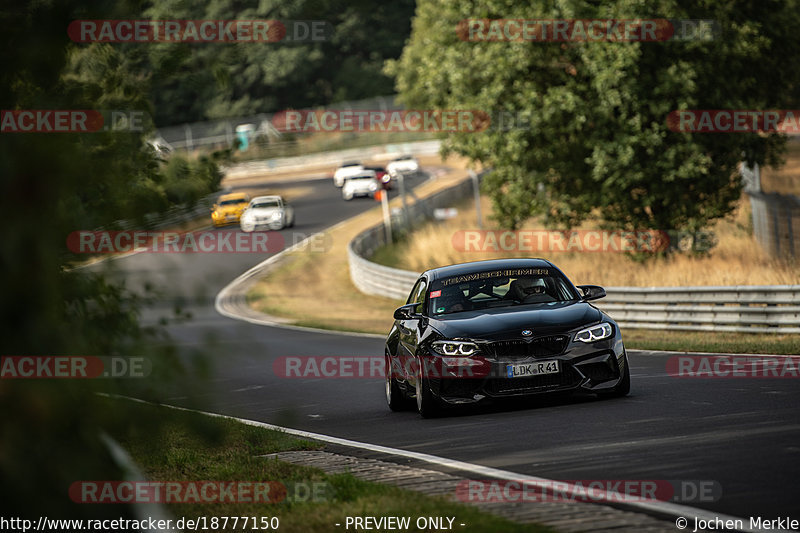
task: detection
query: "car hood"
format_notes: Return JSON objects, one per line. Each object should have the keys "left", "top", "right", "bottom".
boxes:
{"left": 247, "top": 207, "right": 282, "bottom": 216}
{"left": 345, "top": 181, "right": 374, "bottom": 190}
{"left": 215, "top": 204, "right": 246, "bottom": 215}
{"left": 428, "top": 301, "right": 603, "bottom": 340}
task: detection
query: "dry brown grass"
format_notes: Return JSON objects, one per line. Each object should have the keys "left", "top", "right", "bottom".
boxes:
{"left": 380, "top": 194, "right": 800, "bottom": 287}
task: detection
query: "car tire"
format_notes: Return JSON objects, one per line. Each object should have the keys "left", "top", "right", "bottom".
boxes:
{"left": 599, "top": 352, "right": 631, "bottom": 398}
{"left": 385, "top": 354, "right": 409, "bottom": 412}
{"left": 415, "top": 356, "right": 441, "bottom": 418}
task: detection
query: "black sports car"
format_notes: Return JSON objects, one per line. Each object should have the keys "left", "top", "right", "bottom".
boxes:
{"left": 385, "top": 258, "right": 630, "bottom": 417}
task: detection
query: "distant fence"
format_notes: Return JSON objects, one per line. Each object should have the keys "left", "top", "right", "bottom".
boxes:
{"left": 348, "top": 183, "right": 800, "bottom": 334}
{"left": 749, "top": 192, "right": 800, "bottom": 258}
{"left": 157, "top": 95, "right": 402, "bottom": 151}
{"left": 224, "top": 140, "right": 441, "bottom": 179}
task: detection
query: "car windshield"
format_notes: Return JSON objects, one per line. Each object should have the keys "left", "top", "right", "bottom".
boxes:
{"left": 428, "top": 268, "right": 580, "bottom": 316}
{"left": 219, "top": 198, "right": 246, "bottom": 206}
{"left": 252, "top": 199, "right": 281, "bottom": 209}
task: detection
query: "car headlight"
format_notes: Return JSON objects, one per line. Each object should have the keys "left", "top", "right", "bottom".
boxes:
{"left": 574, "top": 322, "right": 613, "bottom": 343}
{"left": 270, "top": 212, "right": 282, "bottom": 220}
{"left": 432, "top": 340, "right": 479, "bottom": 356}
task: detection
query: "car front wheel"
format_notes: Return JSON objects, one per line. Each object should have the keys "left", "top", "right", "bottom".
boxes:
{"left": 415, "top": 356, "right": 441, "bottom": 418}
{"left": 599, "top": 352, "right": 630, "bottom": 398}
{"left": 385, "top": 354, "right": 408, "bottom": 411}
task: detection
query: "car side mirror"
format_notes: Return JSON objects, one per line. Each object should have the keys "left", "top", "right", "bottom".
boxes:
{"left": 577, "top": 285, "right": 606, "bottom": 301}
{"left": 393, "top": 303, "right": 422, "bottom": 320}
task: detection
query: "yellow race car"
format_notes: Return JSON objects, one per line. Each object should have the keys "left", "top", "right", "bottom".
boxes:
{"left": 211, "top": 192, "right": 250, "bottom": 227}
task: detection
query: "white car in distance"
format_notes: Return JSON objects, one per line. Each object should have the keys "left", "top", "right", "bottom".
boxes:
{"left": 333, "top": 161, "right": 364, "bottom": 187}
{"left": 342, "top": 171, "right": 379, "bottom": 200}
{"left": 240, "top": 195, "right": 295, "bottom": 231}
{"left": 385, "top": 155, "right": 419, "bottom": 175}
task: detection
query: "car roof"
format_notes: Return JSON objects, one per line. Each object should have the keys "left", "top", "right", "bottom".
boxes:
{"left": 218, "top": 192, "right": 249, "bottom": 201}
{"left": 425, "top": 258, "right": 555, "bottom": 281}
{"left": 250, "top": 195, "right": 283, "bottom": 202}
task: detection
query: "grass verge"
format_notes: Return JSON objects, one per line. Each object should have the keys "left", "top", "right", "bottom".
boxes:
{"left": 622, "top": 329, "right": 800, "bottom": 355}
{"left": 106, "top": 400, "right": 551, "bottom": 533}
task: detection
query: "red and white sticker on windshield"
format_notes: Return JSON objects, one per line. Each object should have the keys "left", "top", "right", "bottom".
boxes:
{"left": 430, "top": 290, "right": 442, "bottom": 298}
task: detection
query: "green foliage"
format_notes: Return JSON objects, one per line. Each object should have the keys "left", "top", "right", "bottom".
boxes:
{"left": 140, "top": 0, "right": 416, "bottom": 125}
{"left": 0, "top": 0, "right": 210, "bottom": 518}
{"left": 162, "top": 153, "right": 223, "bottom": 205}
{"left": 390, "top": 0, "right": 800, "bottom": 236}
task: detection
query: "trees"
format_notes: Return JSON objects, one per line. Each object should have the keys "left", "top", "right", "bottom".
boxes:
{"left": 141, "top": 0, "right": 416, "bottom": 125}
{"left": 0, "top": 0, "right": 208, "bottom": 517}
{"left": 389, "top": 0, "right": 800, "bottom": 236}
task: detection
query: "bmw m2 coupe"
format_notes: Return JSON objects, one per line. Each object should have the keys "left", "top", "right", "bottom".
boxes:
{"left": 385, "top": 259, "right": 630, "bottom": 417}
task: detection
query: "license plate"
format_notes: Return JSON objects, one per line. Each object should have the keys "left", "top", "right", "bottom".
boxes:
{"left": 507, "top": 360, "right": 560, "bottom": 378}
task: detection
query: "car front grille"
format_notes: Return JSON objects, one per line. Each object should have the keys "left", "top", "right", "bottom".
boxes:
{"left": 487, "top": 335, "right": 569, "bottom": 360}
{"left": 485, "top": 365, "right": 582, "bottom": 395}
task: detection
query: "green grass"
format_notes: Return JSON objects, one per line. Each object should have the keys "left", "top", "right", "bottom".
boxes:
{"left": 105, "top": 401, "right": 553, "bottom": 533}
{"left": 623, "top": 329, "right": 800, "bottom": 355}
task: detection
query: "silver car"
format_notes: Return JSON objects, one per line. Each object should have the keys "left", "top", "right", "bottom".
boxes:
{"left": 240, "top": 195, "right": 295, "bottom": 231}
{"left": 342, "top": 172, "right": 379, "bottom": 200}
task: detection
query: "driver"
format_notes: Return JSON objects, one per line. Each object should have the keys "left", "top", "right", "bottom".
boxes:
{"left": 506, "top": 277, "right": 546, "bottom": 303}
{"left": 436, "top": 286, "right": 471, "bottom": 313}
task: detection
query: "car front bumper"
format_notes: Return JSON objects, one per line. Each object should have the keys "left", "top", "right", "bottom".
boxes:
{"left": 424, "top": 334, "right": 626, "bottom": 405}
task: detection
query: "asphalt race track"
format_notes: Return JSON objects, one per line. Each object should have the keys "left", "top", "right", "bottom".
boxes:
{"left": 95, "top": 171, "right": 800, "bottom": 522}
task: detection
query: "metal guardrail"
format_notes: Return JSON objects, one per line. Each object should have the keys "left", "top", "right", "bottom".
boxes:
{"left": 347, "top": 186, "right": 800, "bottom": 334}
{"left": 348, "top": 173, "right": 479, "bottom": 300}
{"left": 601, "top": 286, "right": 800, "bottom": 333}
